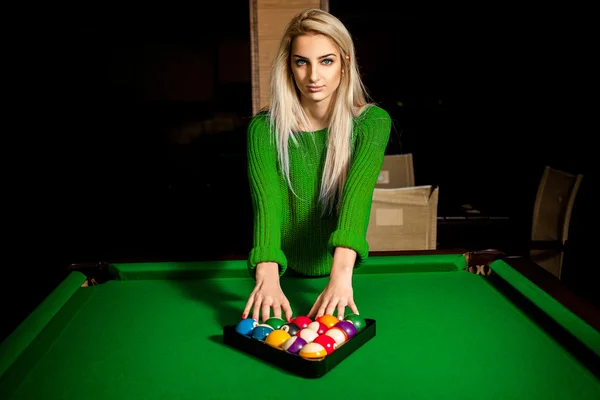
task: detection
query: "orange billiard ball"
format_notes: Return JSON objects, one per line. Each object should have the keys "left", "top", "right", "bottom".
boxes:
{"left": 317, "top": 314, "right": 339, "bottom": 329}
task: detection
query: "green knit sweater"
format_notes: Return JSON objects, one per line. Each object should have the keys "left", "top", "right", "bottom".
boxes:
{"left": 247, "top": 105, "right": 391, "bottom": 277}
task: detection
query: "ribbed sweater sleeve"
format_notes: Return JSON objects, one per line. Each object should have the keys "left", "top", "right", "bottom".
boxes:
{"left": 246, "top": 113, "right": 288, "bottom": 276}
{"left": 328, "top": 106, "right": 392, "bottom": 267}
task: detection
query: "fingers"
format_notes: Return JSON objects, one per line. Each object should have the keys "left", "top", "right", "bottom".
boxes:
{"left": 307, "top": 294, "right": 322, "bottom": 319}
{"left": 243, "top": 292, "right": 256, "bottom": 320}
{"left": 281, "top": 299, "right": 293, "bottom": 322}
{"left": 317, "top": 301, "right": 328, "bottom": 319}
{"left": 251, "top": 297, "right": 262, "bottom": 322}
{"left": 336, "top": 304, "right": 346, "bottom": 320}
{"left": 348, "top": 298, "right": 359, "bottom": 315}
{"left": 261, "top": 302, "right": 271, "bottom": 323}
{"left": 272, "top": 304, "right": 282, "bottom": 320}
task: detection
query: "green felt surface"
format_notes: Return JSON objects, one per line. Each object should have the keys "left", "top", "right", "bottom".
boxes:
{"left": 1, "top": 255, "right": 599, "bottom": 399}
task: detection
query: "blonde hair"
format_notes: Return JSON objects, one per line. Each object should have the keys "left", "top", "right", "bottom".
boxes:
{"left": 268, "top": 8, "right": 371, "bottom": 215}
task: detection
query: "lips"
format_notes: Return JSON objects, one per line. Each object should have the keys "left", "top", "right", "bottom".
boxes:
{"left": 307, "top": 86, "right": 324, "bottom": 93}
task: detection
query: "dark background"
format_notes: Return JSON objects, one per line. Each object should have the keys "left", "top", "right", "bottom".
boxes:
{"left": 2, "top": 2, "right": 595, "bottom": 342}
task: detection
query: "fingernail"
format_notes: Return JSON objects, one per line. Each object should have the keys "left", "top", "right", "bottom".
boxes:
{"left": 287, "top": 317, "right": 292, "bottom": 322}
{"left": 242, "top": 313, "right": 246, "bottom": 319}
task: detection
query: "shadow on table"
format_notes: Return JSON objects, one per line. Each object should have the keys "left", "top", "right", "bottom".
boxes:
{"left": 206, "top": 334, "right": 301, "bottom": 377}
{"left": 172, "top": 276, "right": 248, "bottom": 329}
{"left": 170, "top": 275, "right": 326, "bottom": 330}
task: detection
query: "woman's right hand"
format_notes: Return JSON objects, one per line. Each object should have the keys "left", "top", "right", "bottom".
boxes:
{"left": 242, "top": 262, "right": 293, "bottom": 323}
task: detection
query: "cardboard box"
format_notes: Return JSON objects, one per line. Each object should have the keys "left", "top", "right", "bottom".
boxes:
{"left": 376, "top": 153, "right": 415, "bottom": 188}
{"left": 367, "top": 185, "right": 439, "bottom": 251}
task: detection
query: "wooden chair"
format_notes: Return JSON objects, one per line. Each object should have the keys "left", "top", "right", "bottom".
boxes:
{"left": 530, "top": 166, "right": 583, "bottom": 279}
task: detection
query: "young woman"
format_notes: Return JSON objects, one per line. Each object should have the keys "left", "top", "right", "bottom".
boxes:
{"left": 243, "top": 8, "right": 391, "bottom": 324}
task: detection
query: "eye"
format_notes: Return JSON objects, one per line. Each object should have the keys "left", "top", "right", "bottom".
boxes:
{"left": 322, "top": 59, "right": 333, "bottom": 65}
{"left": 295, "top": 59, "right": 306, "bottom": 66}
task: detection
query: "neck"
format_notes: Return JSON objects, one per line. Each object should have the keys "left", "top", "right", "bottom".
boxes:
{"left": 301, "top": 97, "right": 333, "bottom": 131}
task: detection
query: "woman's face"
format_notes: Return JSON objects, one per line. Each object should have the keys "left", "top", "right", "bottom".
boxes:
{"left": 290, "top": 32, "right": 343, "bottom": 108}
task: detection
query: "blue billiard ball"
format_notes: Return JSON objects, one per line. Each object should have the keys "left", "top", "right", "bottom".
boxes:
{"left": 251, "top": 324, "right": 274, "bottom": 341}
{"left": 235, "top": 318, "right": 258, "bottom": 337}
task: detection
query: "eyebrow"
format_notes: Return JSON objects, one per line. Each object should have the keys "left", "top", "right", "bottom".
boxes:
{"left": 292, "top": 53, "right": 337, "bottom": 59}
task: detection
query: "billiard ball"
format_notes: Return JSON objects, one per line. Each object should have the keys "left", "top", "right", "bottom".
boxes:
{"left": 306, "top": 321, "right": 328, "bottom": 335}
{"left": 325, "top": 327, "right": 347, "bottom": 345}
{"left": 298, "top": 328, "right": 319, "bottom": 343}
{"left": 299, "top": 342, "right": 327, "bottom": 360}
{"left": 264, "top": 317, "right": 285, "bottom": 330}
{"left": 317, "top": 314, "right": 339, "bottom": 329}
{"left": 282, "top": 336, "right": 307, "bottom": 354}
{"left": 313, "top": 334, "right": 337, "bottom": 355}
{"left": 264, "top": 329, "right": 291, "bottom": 349}
{"left": 335, "top": 320, "right": 357, "bottom": 339}
{"left": 343, "top": 313, "right": 366, "bottom": 332}
{"left": 280, "top": 322, "right": 300, "bottom": 336}
{"left": 251, "top": 324, "right": 273, "bottom": 340}
{"left": 235, "top": 318, "right": 258, "bottom": 337}
{"left": 291, "top": 316, "right": 312, "bottom": 329}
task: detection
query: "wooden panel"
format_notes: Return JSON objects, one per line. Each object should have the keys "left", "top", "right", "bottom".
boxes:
{"left": 250, "top": 0, "right": 324, "bottom": 114}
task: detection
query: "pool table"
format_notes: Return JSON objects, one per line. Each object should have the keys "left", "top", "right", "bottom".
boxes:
{"left": 1, "top": 250, "right": 599, "bottom": 399}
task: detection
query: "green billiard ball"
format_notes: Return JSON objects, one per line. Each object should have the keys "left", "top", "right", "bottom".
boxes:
{"left": 265, "top": 317, "right": 286, "bottom": 330}
{"left": 343, "top": 313, "right": 366, "bottom": 332}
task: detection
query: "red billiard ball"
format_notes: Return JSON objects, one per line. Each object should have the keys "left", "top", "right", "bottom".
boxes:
{"left": 306, "top": 321, "right": 328, "bottom": 335}
{"left": 313, "top": 334, "right": 337, "bottom": 355}
{"left": 291, "top": 316, "right": 312, "bottom": 329}
{"left": 298, "top": 328, "right": 319, "bottom": 343}
{"left": 325, "top": 327, "right": 347, "bottom": 345}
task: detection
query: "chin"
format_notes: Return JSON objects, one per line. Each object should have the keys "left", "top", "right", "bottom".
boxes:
{"left": 304, "top": 92, "right": 330, "bottom": 103}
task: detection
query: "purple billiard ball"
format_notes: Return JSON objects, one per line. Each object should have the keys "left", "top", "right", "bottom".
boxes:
{"left": 282, "top": 336, "right": 307, "bottom": 355}
{"left": 335, "top": 320, "right": 357, "bottom": 339}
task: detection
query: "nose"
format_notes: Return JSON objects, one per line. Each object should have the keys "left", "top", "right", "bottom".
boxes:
{"left": 309, "top": 64, "right": 319, "bottom": 83}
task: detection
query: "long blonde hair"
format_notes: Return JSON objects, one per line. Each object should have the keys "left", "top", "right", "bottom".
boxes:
{"left": 268, "top": 8, "right": 371, "bottom": 215}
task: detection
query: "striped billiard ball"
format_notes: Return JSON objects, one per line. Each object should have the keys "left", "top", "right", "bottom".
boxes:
{"left": 306, "top": 321, "right": 328, "bottom": 335}
{"left": 335, "top": 320, "right": 357, "bottom": 339}
{"left": 325, "top": 327, "right": 347, "bottom": 345}
{"left": 282, "top": 336, "right": 307, "bottom": 354}
{"left": 251, "top": 324, "right": 273, "bottom": 340}
{"left": 299, "top": 342, "right": 327, "bottom": 360}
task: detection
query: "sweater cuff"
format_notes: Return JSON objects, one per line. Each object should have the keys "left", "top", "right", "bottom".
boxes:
{"left": 248, "top": 246, "right": 288, "bottom": 277}
{"left": 328, "top": 230, "right": 369, "bottom": 268}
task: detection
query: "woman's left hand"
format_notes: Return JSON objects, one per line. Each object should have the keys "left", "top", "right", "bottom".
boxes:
{"left": 307, "top": 247, "right": 360, "bottom": 320}
{"left": 307, "top": 274, "right": 359, "bottom": 320}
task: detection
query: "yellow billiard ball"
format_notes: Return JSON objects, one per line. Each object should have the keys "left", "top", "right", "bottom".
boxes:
{"left": 299, "top": 342, "right": 327, "bottom": 360}
{"left": 264, "top": 329, "right": 291, "bottom": 349}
